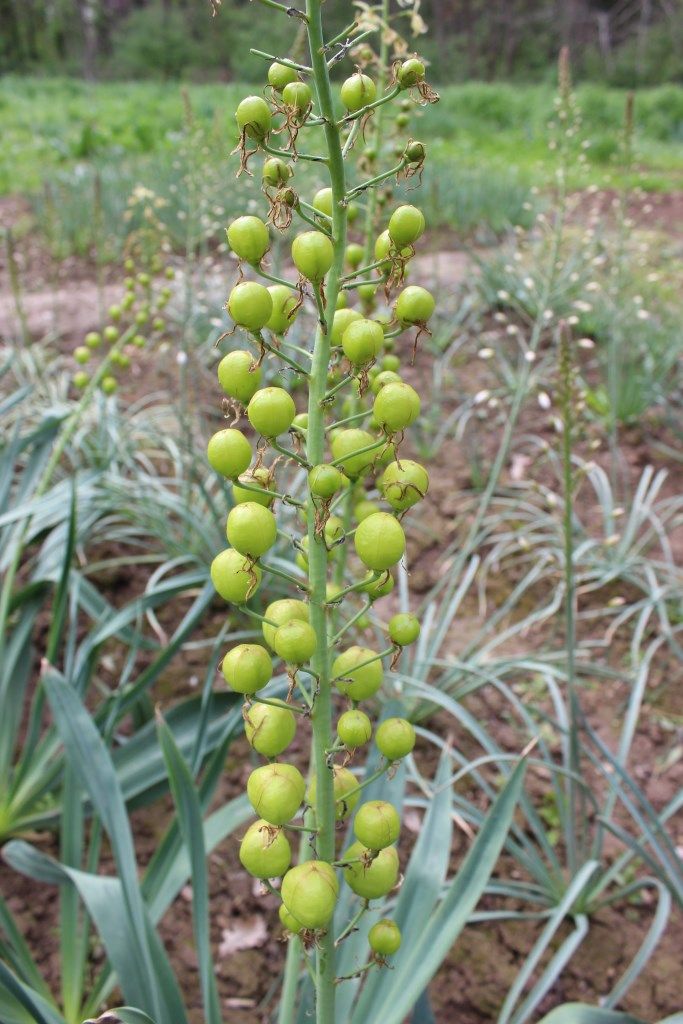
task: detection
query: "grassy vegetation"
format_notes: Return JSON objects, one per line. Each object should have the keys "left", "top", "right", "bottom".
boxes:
{"left": 2, "top": 77, "right": 683, "bottom": 202}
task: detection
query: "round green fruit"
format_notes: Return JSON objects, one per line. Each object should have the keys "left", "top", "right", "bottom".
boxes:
{"left": 73, "top": 371, "right": 89, "bottom": 389}
{"left": 268, "top": 61, "right": 298, "bottom": 92}
{"left": 101, "top": 375, "right": 118, "bottom": 395}
{"left": 282, "top": 80, "right": 312, "bottom": 113}
{"left": 353, "top": 800, "right": 400, "bottom": 850}
{"left": 313, "top": 187, "right": 333, "bottom": 218}
{"left": 239, "top": 820, "right": 291, "bottom": 878}
{"left": 281, "top": 861, "right": 338, "bottom": 930}
{"left": 373, "top": 381, "right": 420, "bottom": 432}
{"left": 226, "top": 501, "right": 277, "bottom": 558}
{"left": 292, "top": 231, "right": 334, "bottom": 283}
{"left": 211, "top": 549, "right": 262, "bottom": 603}
{"left": 232, "top": 467, "right": 274, "bottom": 507}
{"left": 343, "top": 842, "right": 399, "bottom": 899}
{"left": 266, "top": 285, "right": 299, "bottom": 334}
{"left": 397, "top": 58, "right": 425, "bottom": 88}
{"left": 380, "top": 459, "right": 429, "bottom": 511}
{"left": 337, "top": 709, "right": 372, "bottom": 749}
{"left": 369, "top": 919, "right": 402, "bottom": 956}
{"left": 330, "top": 428, "right": 377, "bottom": 478}
{"left": 247, "top": 387, "right": 296, "bottom": 437}
{"left": 371, "top": 370, "right": 402, "bottom": 396}
{"left": 85, "top": 331, "right": 101, "bottom": 349}
{"left": 388, "top": 613, "right": 420, "bottom": 646}
{"left": 217, "top": 350, "right": 261, "bottom": 404}
{"left": 309, "top": 464, "right": 343, "bottom": 499}
{"left": 395, "top": 285, "right": 435, "bottom": 326}
{"left": 221, "top": 643, "right": 272, "bottom": 694}
{"left": 273, "top": 620, "right": 317, "bottom": 665}
{"left": 341, "top": 73, "right": 376, "bottom": 113}
{"left": 207, "top": 428, "right": 252, "bottom": 479}
{"left": 279, "top": 903, "right": 303, "bottom": 934}
{"left": 354, "top": 513, "right": 406, "bottom": 571}
{"left": 360, "top": 571, "right": 395, "bottom": 601}
{"left": 236, "top": 95, "right": 272, "bottom": 140}
{"left": 388, "top": 205, "right": 425, "bottom": 248}
{"left": 228, "top": 281, "right": 273, "bottom": 332}
{"left": 244, "top": 700, "right": 296, "bottom": 757}
{"left": 342, "top": 318, "right": 384, "bottom": 366}
{"left": 375, "top": 717, "right": 416, "bottom": 760}
{"left": 333, "top": 646, "right": 383, "bottom": 701}
{"left": 227, "top": 216, "right": 270, "bottom": 265}
{"left": 345, "top": 242, "right": 364, "bottom": 269}
{"left": 262, "top": 599, "right": 309, "bottom": 650}
{"left": 262, "top": 157, "right": 291, "bottom": 188}
{"left": 330, "top": 307, "right": 362, "bottom": 347}
{"left": 247, "top": 763, "right": 305, "bottom": 825}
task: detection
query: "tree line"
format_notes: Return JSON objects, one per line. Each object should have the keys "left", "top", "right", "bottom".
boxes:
{"left": 1, "top": 0, "right": 681, "bottom": 84}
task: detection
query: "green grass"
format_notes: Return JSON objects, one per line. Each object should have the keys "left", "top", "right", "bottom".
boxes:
{"left": 2, "top": 77, "right": 682, "bottom": 251}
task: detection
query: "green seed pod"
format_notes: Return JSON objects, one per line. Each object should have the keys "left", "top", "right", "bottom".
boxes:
{"left": 309, "top": 464, "right": 344, "bottom": 499}
{"left": 247, "top": 386, "right": 296, "bottom": 437}
{"left": 354, "top": 513, "right": 406, "bottom": 571}
{"left": 354, "top": 800, "right": 400, "bottom": 850}
{"left": 375, "top": 717, "right": 416, "bottom": 760}
{"left": 373, "top": 381, "right": 420, "bottom": 432}
{"left": 217, "top": 350, "right": 262, "bottom": 404}
{"left": 132, "top": 334, "right": 146, "bottom": 348}
{"left": 292, "top": 413, "right": 308, "bottom": 432}
{"left": 313, "top": 187, "right": 333, "bottom": 218}
{"left": 395, "top": 285, "right": 435, "bottom": 326}
{"left": 206, "top": 428, "right": 252, "bottom": 479}
{"left": 333, "top": 646, "right": 383, "bottom": 701}
{"left": 369, "top": 919, "right": 402, "bottom": 955}
{"left": 380, "top": 459, "right": 429, "bottom": 511}
{"left": 345, "top": 243, "right": 364, "bottom": 269}
{"left": 262, "top": 157, "right": 291, "bottom": 188}
{"left": 268, "top": 61, "right": 299, "bottom": 92}
{"left": 236, "top": 95, "right": 272, "bottom": 140}
{"left": 262, "top": 598, "right": 310, "bottom": 650}
{"left": 338, "top": 709, "right": 372, "bottom": 749}
{"left": 360, "top": 570, "right": 395, "bottom": 601}
{"left": 307, "top": 765, "right": 360, "bottom": 821}
{"left": 330, "top": 428, "right": 377, "bottom": 478}
{"left": 281, "top": 861, "right": 339, "bottom": 930}
{"left": 239, "top": 820, "right": 291, "bottom": 878}
{"left": 342, "top": 318, "right": 384, "bottom": 366}
{"left": 355, "top": 499, "right": 380, "bottom": 523}
{"left": 292, "top": 231, "right": 334, "bottom": 283}
{"left": 279, "top": 903, "right": 304, "bottom": 934}
{"left": 101, "top": 375, "right": 118, "bottom": 395}
{"left": 388, "top": 613, "right": 420, "bottom": 646}
{"left": 341, "top": 73, "right": 376, "bottom": 112}
{"left": 347, "top": 201, "right": 360, "bottom": 223}
{"left": 343, "top": 841, "right": 399, "bottom": 899}
{"left": 266, "top": 284, "right": 299, "bottom": 335}
{"left": 228, "top": 281, "right": 273, "bottom": 332}
{"left": 371, "top": 370, "right": 402, "bottom": 396}
{"left": 244, "top": 699, "right": 296, "bottom": 756}
{"left": 227, "top": 216, "right": 270, "bottom": 265}
{"left": 85, "top": 331, "right": 101, "bottom": 349}
{"left": 273, "top": 620, "right": 317, "bottom": 664}
{"left": 382, "top": 354, "right": 400, "bottom": 372}
{"left": 73, "top": 371, "right": 89, "bottom": 389}
{"left": 397, "top": 58, "right": 425, "bottom": 89}
{"left": 247, "top": 763, "right": 305, "bottom": 825}
{"left": 330, "top": 308, "right": 362, "bottom": 347}
{"left": 103, "top": 325, "right": 119, "bottom": 343}
{"left": 388, "top": 205, "right": 425, "bottom": 248}
{"left": 221, "top": 643, "right": 272, "bottom": 694}
{"left": 395, "top": 112, "right": 409, "bottom": 128}
{"left": 357, "top": 283, "right": 376, "bottom": 304}
{"left": 406, "top": 140, "right": 426, "bottom": 164}
{"left": 226, "top": 501, "right": 277, "bottom": 558}
{"left": 108, "top": 304, "right": 122, "bottom": 322}
{"left": 232, "top": 467, "right": 274, "bottom": 507}
{"left": 324, "top": 515, "right": 344, "bottom": 546}
{"left": 211, "top": 549, "right": 262, "bottom": 603}
{"left": 282, "top": 80, "right": 312, "bottom": 113}
{"left": 73, "top": 345, "right": 90, "bottom": 364}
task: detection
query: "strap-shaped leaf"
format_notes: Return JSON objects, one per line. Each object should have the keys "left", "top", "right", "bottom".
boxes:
{"left": 156, "top": 716, "right": 221, "bottom": 1024}
{"left": 537, "top": 1006, "right": 646, "bottom": 1024}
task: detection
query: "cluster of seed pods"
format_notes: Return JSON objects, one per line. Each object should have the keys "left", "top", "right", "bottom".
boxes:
{"left": 71, "top": 261, "right": 173, "bottom": 395}
{"left": 207, "top": 53, "right": 437, "bottom": 966}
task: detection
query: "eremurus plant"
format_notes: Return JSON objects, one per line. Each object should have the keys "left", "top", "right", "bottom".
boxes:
{"left": 206, "top": 1, "right": 438, "bottom": 1018}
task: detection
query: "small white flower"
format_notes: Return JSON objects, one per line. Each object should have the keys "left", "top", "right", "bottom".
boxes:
{"left": 176, "top": 351, "right": 188, "bottom": 365}
{"left": 578, "top": 337, "right": 594, "bottom": 349}
{"left": 497, "top": 289, "right": 510, "bottom": 301}
{"left": 567, "top": 315, "right": 579, "bottom": 325}
{"left": 478, "top": 347, "right": 494, "bottom": 359}
{"left": 474, "top": 389, "right": 490, "bottom": 404}
{"left": 524, "top": 350, "right": 536, "bottom": 362}
{"left": 605, "top": 533, "right": 620, "bottom": 547}
{"left": 538, "top": 391, "right": 551, "bottom": 410}
{"left": 636, "top": 309, "right": 650, "bottom": 321}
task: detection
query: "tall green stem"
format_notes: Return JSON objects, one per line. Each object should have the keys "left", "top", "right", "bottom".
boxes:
{"left": 303, "top": 2, "right": 348, "bottom": 1021}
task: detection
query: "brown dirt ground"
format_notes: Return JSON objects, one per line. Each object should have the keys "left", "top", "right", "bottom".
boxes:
{"left": 1, "top": 198, "right": 682, "bottom": 1023}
